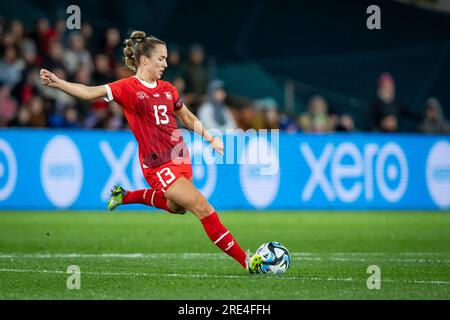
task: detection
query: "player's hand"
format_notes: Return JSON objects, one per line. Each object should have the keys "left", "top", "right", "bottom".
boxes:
{"left": 40, "top": 68, "right": 60, "bottom": 88}
{"left": 210, "top": 137, "right": 224, "bottom": 155}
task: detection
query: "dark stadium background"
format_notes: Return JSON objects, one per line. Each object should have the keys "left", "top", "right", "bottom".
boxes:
{"left": 1, "top": 0, "right": 450, "bottom": 301}
{"left": 1, "top": 0, "right": 449, "bottom": 131}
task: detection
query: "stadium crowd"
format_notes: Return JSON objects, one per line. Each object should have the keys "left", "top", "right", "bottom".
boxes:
{"left": 0, "top": 18, "right": 449, "bottom": 134}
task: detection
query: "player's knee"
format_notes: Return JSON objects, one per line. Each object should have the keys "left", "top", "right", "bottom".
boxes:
{"left": 167, "top": 200, "right": 187, "bottom": 215}
{"left": 191, "top": 194, "right": 211, "bottom": 218}
{"left": 173, "top": 208, "right": 187, "bottom": 215}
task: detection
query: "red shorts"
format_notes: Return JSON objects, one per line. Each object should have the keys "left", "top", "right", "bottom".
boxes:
{"left": 142, "top": 156, "right": 193, "bottom": 193}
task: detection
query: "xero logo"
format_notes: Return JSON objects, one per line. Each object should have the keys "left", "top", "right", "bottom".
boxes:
{"left": 301, "top": 142, "right": 408, "bottom": 203}
{"left": 0, "top": 139, "right": 17, "bottom": 201}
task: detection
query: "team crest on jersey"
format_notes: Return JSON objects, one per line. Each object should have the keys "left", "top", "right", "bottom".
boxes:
{"left": 164, "top": 91, "right": 172, "bottom": 100}
{"left": 136, "top": 91, "right": 150, "bottom": 100}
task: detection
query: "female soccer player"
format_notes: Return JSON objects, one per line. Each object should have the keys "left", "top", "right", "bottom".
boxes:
{"left": 39, "top": 31, "right": 262, "bottom": 273}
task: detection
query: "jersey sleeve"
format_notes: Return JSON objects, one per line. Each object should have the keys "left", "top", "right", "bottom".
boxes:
{"left": 171, "top": 84, "right": 184, "bottom": 111}
{"left": 103, "top": 78, "right": 130, "bottom": 106}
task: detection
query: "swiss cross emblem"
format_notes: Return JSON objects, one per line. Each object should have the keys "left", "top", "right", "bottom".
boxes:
{"left": 164, "top": 91, "right": 172, "bottom": 100}
{"left": 136, "top": 91, "right": 150, "bottom": 100}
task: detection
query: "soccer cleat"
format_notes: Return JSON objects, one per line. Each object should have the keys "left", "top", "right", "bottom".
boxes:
{"left": 245, "top": 249, "right": 262, "bottom": 274}
{"left": 107, "top": 185, "right": 127, "bottom": 211}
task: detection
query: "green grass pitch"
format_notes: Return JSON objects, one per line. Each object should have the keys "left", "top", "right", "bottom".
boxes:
{"left": 0, "top": 211, "right": 449, "bottom": 299}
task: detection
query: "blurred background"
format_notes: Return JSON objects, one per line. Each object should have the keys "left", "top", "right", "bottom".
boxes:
{"left": 1, "top": 0, "right": 449, "bottom": 133}
{"left": 0, "top": 0, "right": 449, "bottom": 210}
{"left": 2, "top": 1, "right": 450, "bottom": 301}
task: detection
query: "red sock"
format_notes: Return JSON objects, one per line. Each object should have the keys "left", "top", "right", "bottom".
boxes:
{"left": 123, "top": 189, "right": 171, "bottom": 212}
{"left": 200, "top": 212, "right": 247, "bottom": 269}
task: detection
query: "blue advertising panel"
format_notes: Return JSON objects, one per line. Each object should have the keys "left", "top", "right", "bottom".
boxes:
{"left": 0, "top": 129, "right": 449, "bottom": 210}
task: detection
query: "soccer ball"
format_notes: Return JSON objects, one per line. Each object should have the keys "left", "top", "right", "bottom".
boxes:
{"left": 256, "top": 241, "right": 291, "bottom": 274}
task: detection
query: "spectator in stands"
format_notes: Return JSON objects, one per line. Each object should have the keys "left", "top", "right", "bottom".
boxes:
{"left": 182, "top": 44, "right": 209, "bottom": 114}
{"left": 0, "top": 84, "right": 18, "bottom": 127}
{"left": 226, "top": 96, "right": 254, "bottom": 130}
{"left": 335, "top": 114, "right": 356, "bottom": 132}
{"left": 92, "top": 53, "right": 114, "bottom": 85}
{"left": 8, "top": 106, "right": 30, "bottom": 128}
{"left": 43, "top": 40, "right": 65, "bottom": 70}
{"left": 21, "top": 38, "right": 38, "bottom": 69}
{"left": 80, "top": 22, "right": 96, "bottom": 53}
{"left": 262, "top": 97, "right": 281, "bottom": 130}
{"left": 251, "top": 107, "right": 265, "bottom": 130}
{"left": 32, "top": 18, "right": 57, "bottom": 56}
{"left": 9, "top": 20, "right": 25, "bottom": 47}
{"left": 74, "top": 64, "right": 92, "bottom": 85}
{"left": 12, "top": 68, "right": 39, "bottom": 105}
{"left": 103, "top": 27, "right": 121, "bottom": 70}
{"left": 279, "top": 113, "right": 299, "bottom": 133}
{"left": 63, "top": 32, "right": 93, "bottom": 76}
{"left": 1, "top": 30, "right": 17, "bottom": 48}
{"left": 83, "top": 104, "right": 109, "bottom": 129}
{"left": 298, "top": 95, "right": 334, "bottom": 133}
{"left": 47, "top": 106, "right": 66, "bottom": 128}
{"left": 28, "top": 96, "right": 47, "bottom": 127}
{"left": 165, "top": 45, "right": 186, "bottom": 108}
{"left": 0, "top": 17, "right": 4, "bottom": 39}
{"left": 11, "top": 33, "right": 38, "bottom": 104}
{"left": 72, "top": 64, "right": 97, "bottom": 118}
{"left": 368, "top": 72, "right": 417, "bottom": 132}
{"left": 63, "top": 107, "right": 80, "bottom": 128}
{"left": 106, "top": 102, "right": 125, "bottom": 130}
{"left": 172, "top": 76, "right": 186, "bottom": 100}
{"left": 419, "top": 97, "right": 450, "bottom": 134}
{"left": 253, "top": 97, "right": 281, "bottom": 130}
{"left": 197, "top": 79, "right": 237, "bottom": 132}
{"left": 164, "top": 44, "right": 182, "bottom": 82}
{"left": 172, "top": 73, "right": 187, "bottom": 130}
{"left": 54, "top": 18, "right": 68, "bottom": 44}
{"left": 0, "top": 45, "right": 25, "bottom": 87}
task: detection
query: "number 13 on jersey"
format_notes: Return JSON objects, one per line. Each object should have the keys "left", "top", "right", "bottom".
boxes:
{"left": 153, "top": 105, "right": 169, "bottom": 125}
{"left": 156, "top": 167, "right": 176, "bottom": 188}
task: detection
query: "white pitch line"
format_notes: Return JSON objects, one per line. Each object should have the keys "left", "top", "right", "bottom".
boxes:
{"left": 0, "top": 253, "right": 223, "bottom": 259}
{"left": 1, "top": 252, "right": 450, "bottom": 264}
{"left": 309, "top": 252, "right": 450, "bottom": 256}
{"left": 0, "top": 268, "right": 296, "bottom": 280}
{"left": 0, "top": 268, "right": 449, "bottom": 285}
{"left": 298, "top": 257, "right": 450, "bottom": 263}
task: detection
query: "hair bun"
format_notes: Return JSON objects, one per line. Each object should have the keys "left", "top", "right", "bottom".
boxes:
{"left": 125, "top": 39, "right": 133, "bottom": 47}
{"left": 131, "top": 31, "right": 146, "bottom": 43}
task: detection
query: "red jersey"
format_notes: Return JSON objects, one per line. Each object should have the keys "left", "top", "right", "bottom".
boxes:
{"left": 104, "top": 76, "right": 188, "bottom": 168}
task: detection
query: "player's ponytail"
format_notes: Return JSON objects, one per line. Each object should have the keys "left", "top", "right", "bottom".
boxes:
{"left": 123, "top": 30, "right": 166, "bottom": 72}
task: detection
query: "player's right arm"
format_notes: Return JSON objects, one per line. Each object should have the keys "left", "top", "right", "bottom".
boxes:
{"left": 40, "top": 68, "right": 106, "bottom": 101}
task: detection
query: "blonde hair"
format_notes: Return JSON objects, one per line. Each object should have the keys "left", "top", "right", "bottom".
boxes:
{"left": 123, "top": 31, "right": 166, "bottom": 72}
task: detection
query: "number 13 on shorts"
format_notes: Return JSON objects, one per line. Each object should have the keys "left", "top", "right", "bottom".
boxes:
{"left": 156, "top": 167, "right": 176, "bottom": 188}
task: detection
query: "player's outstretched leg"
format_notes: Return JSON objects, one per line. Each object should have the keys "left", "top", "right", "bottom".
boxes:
{"left": 164, "top": 177, "right": 262, "bottom": 273}
{"left": 107, "top": 185, "right": 185, "bottom": 214}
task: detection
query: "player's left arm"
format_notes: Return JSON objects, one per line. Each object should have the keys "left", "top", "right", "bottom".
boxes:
{"left": 175, "top": 104, "right": 224, "bottom": 155}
